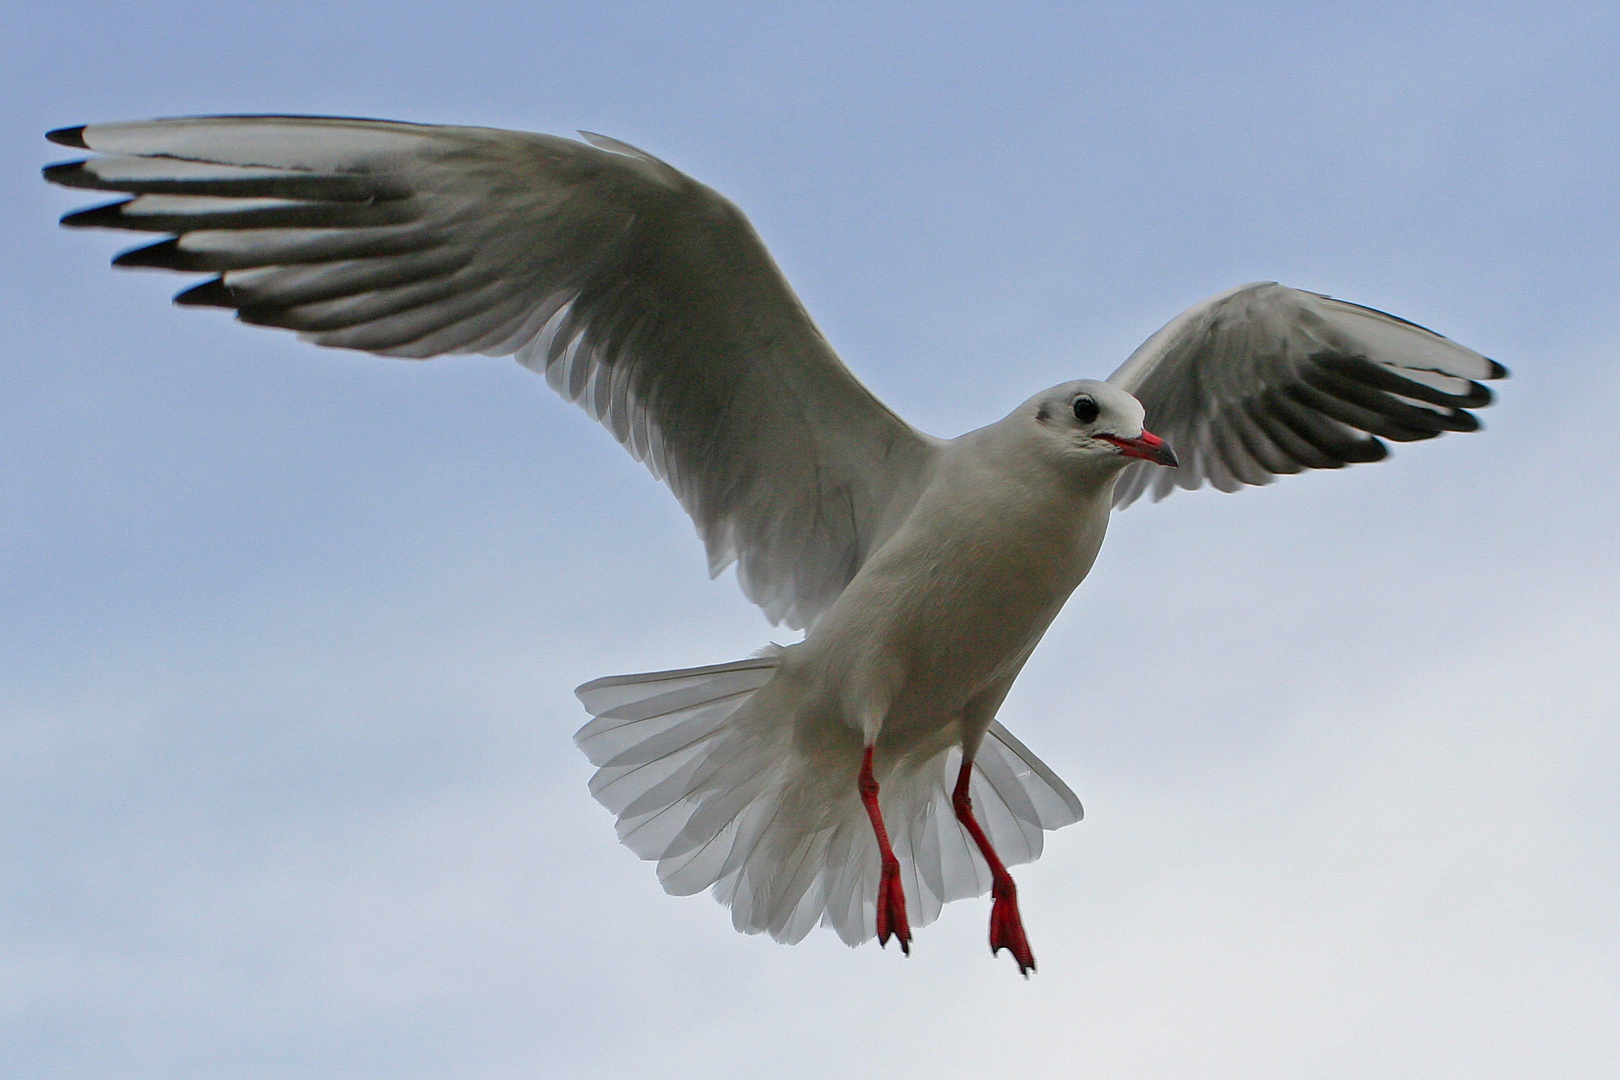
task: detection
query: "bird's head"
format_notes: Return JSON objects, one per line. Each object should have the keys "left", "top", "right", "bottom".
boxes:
{"left": 1025, "top": 379, "right": 1179, "bottom": 470}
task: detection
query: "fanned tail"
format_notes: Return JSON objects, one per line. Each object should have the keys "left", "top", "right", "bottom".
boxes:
{"left": 575, "top": 652, "right": 1084, "bottom": 947}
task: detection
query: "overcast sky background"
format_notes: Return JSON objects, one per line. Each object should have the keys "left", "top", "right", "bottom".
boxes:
{"left": 3, "top": 3, "right": 1617, "bottom": 1078}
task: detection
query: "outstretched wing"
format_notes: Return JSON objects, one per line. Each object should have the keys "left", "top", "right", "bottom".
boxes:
{"left": 1107, "top": 282, "right": 1506, "bottom": 508}
{"left": 46, "top": 116, "right": 938, "bottom": 628}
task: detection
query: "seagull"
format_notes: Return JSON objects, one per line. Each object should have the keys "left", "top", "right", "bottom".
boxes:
{"left": 45, "top": 115, "right": 1506, "bottom": 974}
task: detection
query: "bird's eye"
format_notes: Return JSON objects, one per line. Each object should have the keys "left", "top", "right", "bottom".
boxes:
{"left": 1072, "top": 395, "right": 1099, "bottom": 424}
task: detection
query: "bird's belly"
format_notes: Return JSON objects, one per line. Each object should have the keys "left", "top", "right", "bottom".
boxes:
{"left": 872, "top": 557, "right": 1069, "bottom": 729}
{"left": 795, "top": 499, "right": 1109, "bottom": 745}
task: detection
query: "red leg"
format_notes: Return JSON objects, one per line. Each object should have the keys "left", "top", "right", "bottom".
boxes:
{"left": 858, "top": 746, "right": 911, "bottom": 955}
{"left": 952, "top": 757, "right": 1036, "bottom": 975}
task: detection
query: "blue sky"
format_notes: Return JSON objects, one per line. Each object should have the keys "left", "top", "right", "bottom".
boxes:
{"left": 4, "top": 3, "right": 1617, "bottom": 1078}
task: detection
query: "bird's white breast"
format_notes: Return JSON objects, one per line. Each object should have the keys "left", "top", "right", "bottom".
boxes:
{"left": 786, "top": 426, "right": 1119, "bottom": 748}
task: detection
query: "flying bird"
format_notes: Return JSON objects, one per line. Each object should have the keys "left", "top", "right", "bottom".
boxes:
{"left": 45, "top": 116, "right": 1505, "bottom": 974}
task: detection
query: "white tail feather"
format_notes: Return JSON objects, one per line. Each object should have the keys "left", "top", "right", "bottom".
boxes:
{"left": 575, "top": 653, "right": 1083, "bottom": 946}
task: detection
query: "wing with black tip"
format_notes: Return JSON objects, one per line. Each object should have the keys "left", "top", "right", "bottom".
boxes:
{"left": 45, "top": 115, "right": 939, "bottom": 629}
{"left": 1106, "top": 282, "right": 1506, "bottom": 508}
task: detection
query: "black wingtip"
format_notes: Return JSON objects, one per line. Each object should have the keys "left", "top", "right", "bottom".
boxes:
{"left": 59, "top": 200, "right": 131, "bottom": 228}
{"left": 174, "top": 278, "right": 239, "bottom": 308}
{"left": 114, "top": 238, "right": 212, "bottom": 271}
{"left": 46, "top": 125, "right": 89, "bottom": 148}
{"left": 1345, "top": 436, "right": 1389, "bottom": 463}
{"left": 1487, "top": 359, "right": 1510, "bottom": 379}
{"left": 41, "top": 160, "right": 90, "bottom": 186}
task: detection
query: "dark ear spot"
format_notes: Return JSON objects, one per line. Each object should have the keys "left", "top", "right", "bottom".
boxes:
{"left": 1036, "top": 403, "right": 1051, "bottom": 423}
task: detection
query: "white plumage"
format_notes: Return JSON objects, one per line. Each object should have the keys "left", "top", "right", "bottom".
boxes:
{"left": 45, "top": 115, "right": 1505, "bottom": 970}
{"left": 576, "top": 653, "right": 1080, "bottom": 946}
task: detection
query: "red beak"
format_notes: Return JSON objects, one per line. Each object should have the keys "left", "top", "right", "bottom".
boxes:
{"left": 1099, "top": 429, "right": 1178, "bottom": 467}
